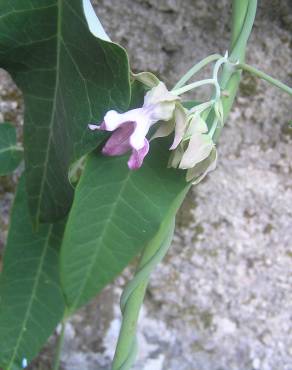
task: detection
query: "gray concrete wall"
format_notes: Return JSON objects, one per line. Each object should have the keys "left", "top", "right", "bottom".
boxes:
{"left": 0, "top": 1, "right": 291, "bottom": 369}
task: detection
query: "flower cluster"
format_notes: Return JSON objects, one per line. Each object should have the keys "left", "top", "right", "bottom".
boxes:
{"left": 89, "top": 81, "right": 179, "bottom": 170}
{"left": 89, "top": 76, "right": 217, "bottom": 184}
{"left": 168, "top": 104, "right": 217, "bottom": 184}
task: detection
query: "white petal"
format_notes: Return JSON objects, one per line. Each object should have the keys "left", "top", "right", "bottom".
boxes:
{"left": 88, "top": 124, "right": 99, "bottom": 130}
{"left": 168, "top": 144, "right": 185, "bottom": 168}
{"left": 144, "top": 82, "right": 179, "bottom": 106}
{"left": 148, "top": 101, "right": 176, "bottom": 122}
{"left": 170, "top": 104, "right": 188, "bottom": 149}
{"left": 186, "top": 148, "right": 217, "bottom": 183}
{"left": 186, "top": 114, "right": 208, "bottom": 136}
{"left": 129, "top": 115, "right": 152, "bottom": 150}
{"left": 104, "top": 108, "right": 142, "bottom": 131}
{"left": 179, "top": 133, "right": 214, "bottom": 169}
{"left": 151, "top": 120, "right": 175, "bottom": 141}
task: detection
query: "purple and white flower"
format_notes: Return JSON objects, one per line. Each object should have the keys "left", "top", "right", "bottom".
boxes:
{"left": 89, "top": 82, "right": 179, "bottom": 170}
{"left": 88, "top": 78, "right": 217, "bottom": 184}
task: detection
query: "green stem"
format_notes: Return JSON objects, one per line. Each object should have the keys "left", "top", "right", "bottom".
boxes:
{"left": 212, "top": 55, "right": 229, "bottom": 100}
{"left": 211, "top": 0, "right": 257, "bottom": 142}
{"left": 230, "top": 0, "right": 249, "bottom": 50}
{"left": 230, "top": 0, "right": 257, "bottom": 62}
{"left": 172, "top": 78, "right": 215, "bottom": 95}
{"left": 208, "top": 117, "right": 219, "bottom": 138}
{"left": 52, "top": 319, "right": 66, "bottom": 370}
{"left": 237, "top": 63, "right": 292, "bottom": 96}
{"left": 111, "top": 2, "right": 259, "bottom": 370}
{"left": 173, "top": 53, "right": 222, "bottom": 90}
{"left": 112, "top": 220, "right": 175, "bottom": 370}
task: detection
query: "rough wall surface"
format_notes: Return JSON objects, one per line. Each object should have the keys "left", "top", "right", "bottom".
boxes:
{"left": 0, "top": 1, "right": 292, "bottom": 370}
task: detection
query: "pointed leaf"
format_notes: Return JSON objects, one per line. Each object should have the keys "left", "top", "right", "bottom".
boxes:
{"left": 0, "top": 177, "right": 65, "bottom": 369}
{"left": 0, "top": 123, "right": 22, "bottom": 176}
{"left": 0, "top": 0, "right": 130, "bottom": 223}
{"left": 61, "top": 139, "right": 190, "bottom": 311}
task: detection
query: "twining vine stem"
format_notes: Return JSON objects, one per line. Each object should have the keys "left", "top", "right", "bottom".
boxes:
{"left": 111, "top": 1, "right": 259, "bottom": 370}
{"left": 52, "top": 317, "right": 66, "bottom": 370}
{"left": 112, "top": 220, "right": 175, "bottom": 370}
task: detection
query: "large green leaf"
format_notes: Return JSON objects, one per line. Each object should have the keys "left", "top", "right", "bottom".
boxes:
{"left": 0, "top": 0, "right": 130, "bottom": 223}
{"left": 0, "top": 177, "right": 65, "bottom": 369}
{"left": 0, "top": 123, "right": 22, "bottom": 176}
{"left": 61, "top": 139, "right": 190, "bottom": 311}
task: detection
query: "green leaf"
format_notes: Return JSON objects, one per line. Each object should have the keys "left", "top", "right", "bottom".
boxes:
{"left": 0, "top": 176, "right": 65, "bottom": 369}
{"left": 0, "top": 0, "right": 130, "bottom": 223}
{"left": 128, "top": 80, "right": 147, "bottom": 110}
{"left": 0, "top": 123, "right": 22, "bottom": 176}
{"left": 182, "top": 100, "right": 201, "bottom": 110}
{"left": 61, "top": 139, "right": 190, "bottom": 311}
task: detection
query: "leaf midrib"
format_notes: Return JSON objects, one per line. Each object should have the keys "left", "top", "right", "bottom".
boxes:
{"left": 70, "top": 169, "right": 132, "bottom": 310}
{"left": 34, "top": 0, "right": 62, "bottom": 223}
{"left": 7, "top": 225, "right": 53, "bottom": 369}
{"left": 0, "top": 145, "right": 22, "bottom": 155}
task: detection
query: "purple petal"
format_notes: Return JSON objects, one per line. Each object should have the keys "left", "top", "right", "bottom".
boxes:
{"left": 102, "top": 121, "right": 135, "bottom": 156}
{"left": 99, "top": 121, "right": 107, "bottom": 130}
{"left": 127, "top": 139, "right": 149, "bottom": 170}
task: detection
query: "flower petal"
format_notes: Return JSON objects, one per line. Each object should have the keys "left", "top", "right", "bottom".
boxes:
{"left": 186, "top": 147, "right": 217, "bottom": 183}
{"left": 129, "top": 114, "right": 152, "bottom": 150}
{"left": 170, "top": 104, "right": 188, "bottom": 150}
{"left": 102, "top": 121, "right": 135, "bottom": 156}
{"left": 88, "top": 121, "right": 106, "bottom": 130}
{"left": 147, "top": 101, "right": 176, "bottom": 122}
{"left": 103, "top": 108, "right": 142, "bottom": 131}
{"left": 128, "top": 139, "right": 149, "bottom": 170}
{"left": 151, "top": 120, "right": 175, "bottom": 141}
{"left": 186, "top": 114, "right": 208, "bottom": 137}
{"left": 88, "top": 124, "right": 99, "bottom": 130}
{"left": 179, "top": 133, "right": 214, "bottom": 169}
{"left": 168, "top": 143, "right": 185, "bottom": 168}
{"left": 144, "top": 82, "right": 179, "bottom": 106}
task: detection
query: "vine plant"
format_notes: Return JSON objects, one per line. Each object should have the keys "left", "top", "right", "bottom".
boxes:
{"left": 0, "top": 1, "right": 291, "bottom": 370}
